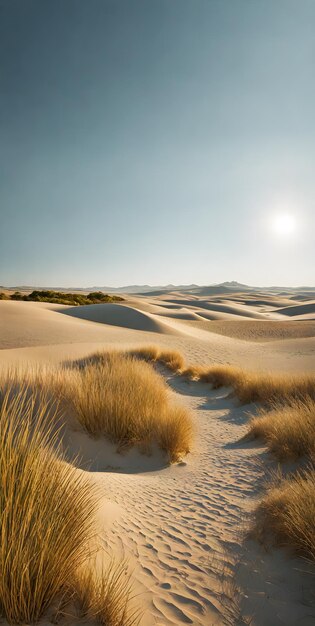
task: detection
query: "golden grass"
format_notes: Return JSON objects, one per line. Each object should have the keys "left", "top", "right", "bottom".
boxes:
{"left": 229, "top": 370, "right": 315, "bottom": 406}
{"left": 129, "top": 346, "right": 315, "bottom": 405}
{"left": 184, "top": 365, "right": 315, "bottom": 405}
{"left": 0, "top": 354, "right": 192, "bottom": 623}
{"left": 0, "top": 354, "right": 193, "bottom": 464}
{"left": 183, "top": 364, "right": 241, "bottom": 387}
{"left": 253, "top": 469, "right": 315, "bottom": 560}
{"left": 0, "top": 385, "right": 98, "bottom": 624}
{"left": 72, "top": 562, "right": 140, "bottom": 626}
{"left": 65, "top": 352, "right": 193, "bottom": 462}
{"left": 247, "top": 398, "right": 315, "bottom": 462}
{"left": 157, "top": 404, "right": 193, "bottom": 463}
{"left": 129, "top": 345, "right": 185, "bottom": 371}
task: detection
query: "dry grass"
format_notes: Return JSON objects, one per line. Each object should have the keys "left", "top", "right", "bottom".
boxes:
{"left": 253, "top": 469, "right": 315, "bottom": 560}
{"left": 230, "top": 371, "right": 315, "bottom": 406}
{"left": 0, "top": 354, "right": 193, "bottom": 464}
{"left": 129, "top": 345, "right": 185, "bottom": 371}
{"left": 71, "top": 562, "right": 140, "bottom": 626}
{"left": 128, "top": 345, "right": 315, "bottom": 406}
{"left": 247, "top": 398, "right": 315, "bottom": 462}
{"left": 184, "top": 364, "right": 241, "bottom": 388}
{"left": 0, "top": 354, "right": 192, "bottom": 624}
{"left": 157, "top": 404, "right": 193, "bottom": 463}
{"left": 65, "top": 352, "right": 193, "bottom": 462}
{"left": 0, "top": 385, "right": 98, "bottom": 624}
{"left": 185, "top": 365, "right": 315, "bottom": 405}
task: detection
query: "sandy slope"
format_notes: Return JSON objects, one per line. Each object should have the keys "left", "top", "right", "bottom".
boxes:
{"left": 0, "top": 294, "right": 315, "bottom": 625}
{"left": 179, "top": 319, "right": 315, "bottom": 342}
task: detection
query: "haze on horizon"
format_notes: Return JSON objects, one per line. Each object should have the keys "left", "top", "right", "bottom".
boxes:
{"left": 1, "top": 0, "right": 314, "bottom": 288}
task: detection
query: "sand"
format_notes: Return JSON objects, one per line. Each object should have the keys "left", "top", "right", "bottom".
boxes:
{"left": 0, "top": 289, "right": 314, "bottom": 626}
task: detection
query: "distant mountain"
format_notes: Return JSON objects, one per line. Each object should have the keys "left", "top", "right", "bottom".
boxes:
{"left": 8, "top": 284, "right": 200, "bottom": 294}
{"left": 101, "top": 281, "right": 253, "bottom": 295}
{"left": 4, "top": 281, "right": 315, "bottom": 296}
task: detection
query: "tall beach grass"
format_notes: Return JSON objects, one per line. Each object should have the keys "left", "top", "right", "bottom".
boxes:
{"left": 253, "top": 469, "right": 315, "bottom": 560}
{"left": 65, "top": 351, "right": 193, "bottom": 462}
{"left": 0, "top": 385, "right": 98, "bottom": 624}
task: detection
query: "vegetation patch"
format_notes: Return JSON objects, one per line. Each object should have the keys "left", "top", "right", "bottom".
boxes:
{"left": 253, "top": 469, "right": 315, "bottom": 560}
{"left": 129, "top": 345, "right": 185, "bottom": 371}
{"left": 9, "top": 290, "right": 124, "bottom": 306}
{"left": 72, "top": 563, "right": 139, "bottom": 626}
{"left": 65, "top": 351, "right": 193, "bottom": 463}
{"left": 128, "top": 345, "right": 315, "bottom": 405}
{"left": 0, "top": 385, "right": 98, "bottom": 624}
{"left": 247, "top": 398, "right": 315, "bottom": 463}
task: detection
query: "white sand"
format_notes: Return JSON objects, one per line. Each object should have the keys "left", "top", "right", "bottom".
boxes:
{"left": 0, "top": 292, "right": 314, "bottom": 625}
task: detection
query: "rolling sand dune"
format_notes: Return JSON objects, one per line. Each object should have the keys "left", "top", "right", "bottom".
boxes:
{"left": 154, "top": 309, "right": 202, "bottom": 320}
{"left": 182, "top": 319, "right": 315, "bottom": 342}
{"left": 154, "top": 298, "right": 272, "bottom": 319}
{"left": 58, "top": 302, "right": 176, "bottom": 334}
{"left": 0, "top": 291, "right": 315, "bottom": 625}
{"left": 1, "top": 296, "right": 315, "bottom": 372}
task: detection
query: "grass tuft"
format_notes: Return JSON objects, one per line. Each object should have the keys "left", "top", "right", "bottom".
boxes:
{"left": 65, "top": 351, "right": 193, "bottom": 462}
{"left": 247, "top": 398, "right": 315, "bottom": 462}
{"left": 0, "top": 385, "right": 98, "bottom": 624}
{"left": 157, "top": 404, "right": 193, "bottom": 463}
{"left": 253, "top": 469, "right": 315, "bottom": 560}
{"left": 72, "top": 562, "right": 140, "bottom": 626}
{"left": 128, "top": 346, "right": 315, "bottom": 405}
{"left": 129, "top": 345, "right": 185, "bottom": 372}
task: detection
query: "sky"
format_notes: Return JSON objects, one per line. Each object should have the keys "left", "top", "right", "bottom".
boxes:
{"left": 0, "top": 0, "right": 314, "bottom": 288}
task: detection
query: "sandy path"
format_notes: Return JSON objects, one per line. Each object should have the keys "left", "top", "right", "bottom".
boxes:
{"left": 94, "top": 372, "right": 315, "bottom": 626}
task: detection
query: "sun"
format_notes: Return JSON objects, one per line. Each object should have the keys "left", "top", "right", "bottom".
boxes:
{"left": 271, "top": 213, "right": 297, "bottom": 237}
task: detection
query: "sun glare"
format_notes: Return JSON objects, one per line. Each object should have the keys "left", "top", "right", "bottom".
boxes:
{"left": 271, "top": 213, "right": 297, "bottom": 237}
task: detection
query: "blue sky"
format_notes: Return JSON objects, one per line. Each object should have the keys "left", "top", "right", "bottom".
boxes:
{"left": 1, "top": 0, "right": 314, "bottom": 287}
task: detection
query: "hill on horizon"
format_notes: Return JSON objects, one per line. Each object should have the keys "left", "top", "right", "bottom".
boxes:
{"left": 3, "top": 281, "right": 315, "bottom": 296}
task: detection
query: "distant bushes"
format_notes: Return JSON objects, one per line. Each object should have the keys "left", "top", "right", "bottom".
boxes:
{"left": 9, "top": 290, "right": 124, "bottom": 306}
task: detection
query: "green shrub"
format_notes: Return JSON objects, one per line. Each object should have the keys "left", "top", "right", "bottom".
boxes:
{"left": 9, "top": 290, "right": 124, "bottom": 306}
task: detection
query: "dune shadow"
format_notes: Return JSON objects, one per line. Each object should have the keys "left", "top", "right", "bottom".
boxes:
{"left": 61, "top": 430, "right": 170, "bottom": 474}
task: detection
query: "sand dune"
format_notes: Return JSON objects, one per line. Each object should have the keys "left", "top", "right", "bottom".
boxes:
{"left": 0, "top": 300, "right": 183, "bottom": 351}
{"left": 58, "top": 302, "right": 176, "bottom": 334}
{"left": 1, "top": 296, "right": 315, "bottom": 373}
{"left": 155, "top": 298, "right": 271, "bottom": 319}
{"left": 194, "top": 310, "right": 252, "bottom": 321}
{"left": 155, "top": 308, "right": 202, "bottom": 320}
{"left": 183, "top": 319, "right": 315, "bottom": 342}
